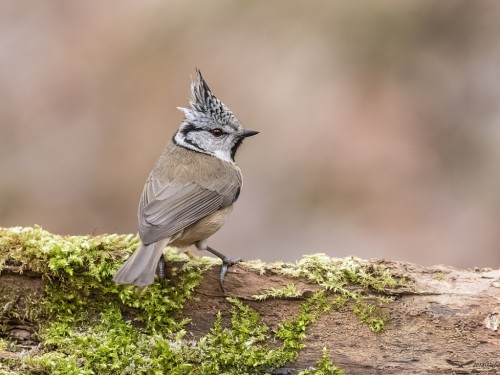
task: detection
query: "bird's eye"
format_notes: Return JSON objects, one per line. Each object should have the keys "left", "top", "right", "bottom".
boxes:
{"left": 210, "top": 128, "right": 224, "bottom": 137}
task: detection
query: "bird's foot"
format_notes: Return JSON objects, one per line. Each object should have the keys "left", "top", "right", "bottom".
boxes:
{"left": 219, "top": 256, "right": 242, "bottom": 293}
{"left": 205, "top": 246, "right": 241, "bottom": 293}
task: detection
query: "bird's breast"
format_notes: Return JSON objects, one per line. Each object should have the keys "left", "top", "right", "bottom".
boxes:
{"left": 168, "top": 205, "right": 234, "bottom": 248}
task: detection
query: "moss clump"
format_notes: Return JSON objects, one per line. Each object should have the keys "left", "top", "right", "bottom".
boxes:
{"left": 0, "top": 227, "right": 408, "bottom": 374}
{"left": 0, "top": 226, "right": 213, "bottom": 334}
{"left": 0, "top": 226, "right": 213, "bottom": 373}
{"left": 35, "top": 305, "right": 195, "bottom": 374}
{"left": 195, "top": 296, "right": 322, "bottom": 374}
{"left": 299, "top": 348, "right": 344, "bottom": 375}
{"left": 252, "top": 254, "right": 407, "bottom": 333}
{"left": 252, "top": 284, "right": 302, "bottom": 300}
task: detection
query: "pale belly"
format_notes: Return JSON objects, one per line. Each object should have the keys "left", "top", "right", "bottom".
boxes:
{"left": 168, "top": 206, "right": 233, "bottom": 248}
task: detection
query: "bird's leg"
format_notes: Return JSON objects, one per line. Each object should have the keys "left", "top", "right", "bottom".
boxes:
{"left": 204, "top": 245, "right": 241, "bottom": 293}
{"left": 157, "top": 253, "right": 166, "bottom": 286}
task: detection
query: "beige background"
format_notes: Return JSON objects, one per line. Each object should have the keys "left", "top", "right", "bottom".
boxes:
{"left": 1, "top": 1, "right": 500, "bottom": 268}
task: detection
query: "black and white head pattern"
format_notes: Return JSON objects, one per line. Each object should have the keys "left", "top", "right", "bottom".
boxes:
{"left": 174, "top": 70, "right": 248, "bottom": 163}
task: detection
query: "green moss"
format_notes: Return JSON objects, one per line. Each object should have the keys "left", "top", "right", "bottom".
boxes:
{"left": 0, "top": 226, "right": 212, "bottom": 334}
{"left": 5, "top": 292, "right": 334, "bottom": 374}
{"left": 0, "top": 226, "right": 213, "bottom": 373}
{"left": 197, "top": 298, "right": 288, "bottom": 373}
{"left": 249, "top": 254, "right": 407, "bottom": 333}
{"left": 299, "top": 348, "right": 344, "bottom": 375}
{"left": 169, "top": 292, "right": 331, "bottom": 374}
{"left": 351, "top": 301, "right": 386, "bottom": 333}
{"left": 34, "top": 305, "right": 192, "bottom": 374}
{"left": 253, "top": 284, "right": 302, "bottom": 300}
{"left": 0, "top": 227, "right": 408, "bottom": 374}
{"left": 276, "top": 291, "right": 330, "bottom": 351}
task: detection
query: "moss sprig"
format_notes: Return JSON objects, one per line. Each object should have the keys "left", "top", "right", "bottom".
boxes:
{"left": 299, "top": 348, "right": 344, "bottom": 375}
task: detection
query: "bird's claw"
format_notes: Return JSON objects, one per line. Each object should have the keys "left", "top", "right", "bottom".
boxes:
{"left": 219, "top": 257, "right": 242, "bottom": 293}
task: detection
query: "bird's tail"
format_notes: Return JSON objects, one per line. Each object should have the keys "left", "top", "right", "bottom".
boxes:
{"left": 113, "top": 239, "right": 168, "bottom": 287}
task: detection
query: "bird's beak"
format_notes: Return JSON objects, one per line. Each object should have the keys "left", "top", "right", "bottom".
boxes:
{"left": 241, "top": 129, "right": 259, "bottom": 138}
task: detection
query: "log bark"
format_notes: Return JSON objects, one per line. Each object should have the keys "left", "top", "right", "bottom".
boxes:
{"left": 1, "top": 259, "right": 499, "bottom": 374}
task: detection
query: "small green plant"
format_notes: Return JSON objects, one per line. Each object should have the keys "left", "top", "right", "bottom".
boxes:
{"left": 253, "top": 283, "right": 302, "bottom": 300}
{"left": 276, "top": 291, "right": 330, "bottom": 353}
{"left": 198, "top": 298, "right": 285, "bottom": 373}
{"left": 352, "top": 301, "right": 386, "bottom": 333}
{"left": 299, "top": 348, "right": 344, "bottom": 375}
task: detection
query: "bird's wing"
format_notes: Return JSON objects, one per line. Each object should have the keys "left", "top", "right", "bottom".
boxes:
{"left": 138, "top": 176, "right": 232, "bottom": 245}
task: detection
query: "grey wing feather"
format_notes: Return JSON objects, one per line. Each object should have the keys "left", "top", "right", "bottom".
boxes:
{"left": 139, "top": 178, "right": 224, "bottom": 245}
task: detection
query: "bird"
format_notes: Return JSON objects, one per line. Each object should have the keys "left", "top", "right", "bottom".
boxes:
{"left": 113, "top": 69, "right": 258, "bottom": 292}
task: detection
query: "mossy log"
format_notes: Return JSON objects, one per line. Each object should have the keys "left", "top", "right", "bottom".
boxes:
{"left": 0, "top": 227, "right": 499, "bottom": 374}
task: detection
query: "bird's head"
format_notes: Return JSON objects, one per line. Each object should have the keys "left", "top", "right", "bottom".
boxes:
{"left": 174, "top": 69, "right": 258, "bottom": 163}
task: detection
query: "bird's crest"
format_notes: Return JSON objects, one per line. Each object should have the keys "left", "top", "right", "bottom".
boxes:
{"left": 178, "top": 69, "right": 239, "bottom": 130}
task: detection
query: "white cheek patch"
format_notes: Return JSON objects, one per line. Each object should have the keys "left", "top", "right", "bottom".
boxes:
{"left": 174, "top": 132, "right": 184, "bottom": 145}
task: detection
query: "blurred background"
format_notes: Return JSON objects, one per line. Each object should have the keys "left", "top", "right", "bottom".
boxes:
{"left": 1, "top": 0, "right": 500, "bottom": 268}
